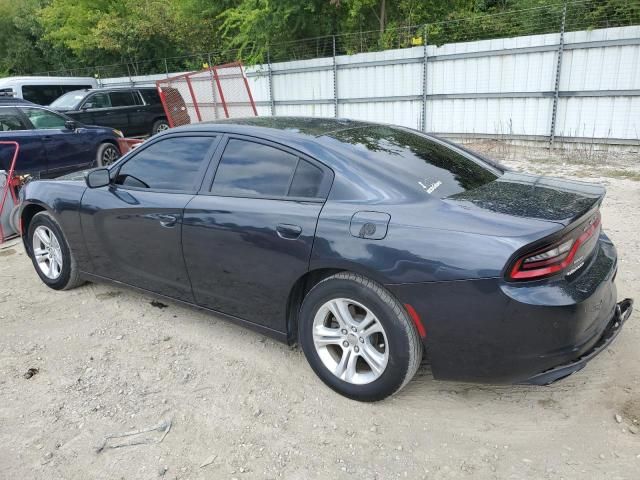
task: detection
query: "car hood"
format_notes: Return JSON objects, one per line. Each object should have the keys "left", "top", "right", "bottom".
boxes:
{"left": 445, "top": 171, "right": 605, "bottom": 226}
{"left": 55, "top": 169, "right": 90, "bottom": 181}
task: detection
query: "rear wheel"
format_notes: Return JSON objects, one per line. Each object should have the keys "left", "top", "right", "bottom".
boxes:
{"left": 96, "top": 142, "right": 120, "bottom": 167}
{"left": 299, "top": 272, "right": 422, "bottom": 401}
{"left": 152, "top": 119, "right": 170, "bottom": 135}
{"left": 28, "top": 212, "right": 83, "bottom": 290}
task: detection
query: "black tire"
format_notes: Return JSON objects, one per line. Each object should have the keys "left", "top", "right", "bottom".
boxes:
{"left": 27, "top": 211, "right": 83, "bottom": 291}
{"left": 152, "top": 119, "right": 170, "bottom": 135}
{"left": 298, "top": 272, "right": 422, "bottom": 402}
{"left": 96, "top": 142, "right": 120, "bottom": 167}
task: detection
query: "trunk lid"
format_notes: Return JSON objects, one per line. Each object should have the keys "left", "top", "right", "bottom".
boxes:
{"left": 447, "top": 171, "right": 605, "bottom": 227}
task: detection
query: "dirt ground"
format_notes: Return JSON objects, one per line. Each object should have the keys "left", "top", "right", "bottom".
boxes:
{"left": 1, "top": 145, "right": 639, "bottom": 480}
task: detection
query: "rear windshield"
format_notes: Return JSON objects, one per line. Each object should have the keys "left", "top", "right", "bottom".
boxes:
{"left": 329, "top": 126, "right": 499, "bottom": 198}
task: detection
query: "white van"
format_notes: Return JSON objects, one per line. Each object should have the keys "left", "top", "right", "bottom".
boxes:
{"left": 0, "top": 76, "right": 99, "bottom": 105}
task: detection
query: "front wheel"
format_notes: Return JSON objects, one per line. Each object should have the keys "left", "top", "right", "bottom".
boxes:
{"left": 299, "top": 272, "right": 423, "bottom": 402}
{"left": 28, "top": 212, "right": 83, "bottom": 290}
{"left": 96, "top": 142, "right": 120, "bottom": 167}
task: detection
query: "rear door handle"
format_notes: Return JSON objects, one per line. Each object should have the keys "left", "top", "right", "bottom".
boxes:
{"left": 276, "top": 223, "right": 302, "bottom": 240}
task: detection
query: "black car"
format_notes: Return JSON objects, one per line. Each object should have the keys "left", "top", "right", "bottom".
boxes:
{"left": 0, "top": 96, "right": 122, "bottom": 178}
{"left": 18, "top": 117, "right": 633, "bottom": 401}
{"left": 49, "top": 87, "right": 169, "bottom": 137}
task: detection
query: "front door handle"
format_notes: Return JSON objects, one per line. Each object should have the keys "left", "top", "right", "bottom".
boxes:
{"left": 276, "top": 223, "right": 302, "bottom": 240}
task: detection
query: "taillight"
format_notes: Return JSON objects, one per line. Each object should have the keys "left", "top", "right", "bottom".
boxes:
{"left": 508, "top": 212, "right": 601, "bottom": 281}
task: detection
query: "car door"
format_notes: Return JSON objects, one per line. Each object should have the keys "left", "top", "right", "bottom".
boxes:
{"left": 61, "top": 92, "right": 94, "bottom": 125}
{"left": 0, "top": 106, "right": 47, "bottom": 177}
{"left": 80, "top": 91, "right": 113, "bottom": 127}
{"left": 20, "top": 106, "right": 94, "bottom": 177}
{"left": 108, "top": 90, "right": 138, "bottom": 136}
{"left": 127, "top": 90, "right": 148, "bottom": 136}
{"left": 182, "top": 135, "right": 333, "bottom": 332}
{"left": 80, "top": 133, "right": 220, "bottom": 301}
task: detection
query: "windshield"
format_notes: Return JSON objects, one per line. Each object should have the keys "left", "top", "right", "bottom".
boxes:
{"left": 49, "top": 90, "right": 87, "bottom": 109}
{"left": 329, "top": 126, "right": 500, "bottom": 199}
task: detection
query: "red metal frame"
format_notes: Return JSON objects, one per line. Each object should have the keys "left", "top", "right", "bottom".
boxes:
{"left": 157, "top": 86, "right": 174, "bottom": 128}
{"left": 185, "top": 75, "right": 203, "bottom": 122}
{"left": 241, "top": 69, "right": 259, "bottom": 116}
{"left": 156, "top": 62, "right": 256, "bottom": 125}
{"left": 0, "top": 141, "right": 20, "bottom": 243}
{"left": 212, "top": 66, "right": 230, "bottom": 119}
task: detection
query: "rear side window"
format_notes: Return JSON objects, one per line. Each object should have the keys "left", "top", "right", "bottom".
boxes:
{"left": 60, "top": 84, "right": 92, "bottom": 94}
{"left": 329, "top": 126, "right": 498, "bottom": 198}
{"left": 109, "top": 91, "right": 136, "bottom": 107}
{"left": 0, "top": 108, "right": 28, "bottom": 131}
{"left": 21, "top": 85, "right": 64, "bottom": 105}
{"left": 139, "top": 89, "right": 161, "bottom": 105}
{"left": 212, "top": 139, "right": 299, "bottom": 197}
{"left": 115, "top": 136, "right": 215, "bottom": 191}
{"left": 289, "top": 160, "right": 324, "bottom": 198}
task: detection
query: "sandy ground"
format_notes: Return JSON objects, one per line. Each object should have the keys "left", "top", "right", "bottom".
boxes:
{"left": 0, "top": 147, "right": 639, "bottom": 480}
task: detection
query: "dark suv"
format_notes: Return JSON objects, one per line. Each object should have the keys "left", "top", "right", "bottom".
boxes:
{"left": 49, "top": 87, "right": 169, "bottom": 137}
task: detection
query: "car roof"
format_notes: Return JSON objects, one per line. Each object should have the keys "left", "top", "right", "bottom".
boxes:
{"left": 0, "top": 96, "right": 34, "bottom": 105}
{"left": 69, "top": 86, "right": 155, "bottom": 94}
{"left": 0, "top": 76, "right": 96, "bottom": 86}
{"left": 172, "top": 117, "right": 378, "bottom": 142}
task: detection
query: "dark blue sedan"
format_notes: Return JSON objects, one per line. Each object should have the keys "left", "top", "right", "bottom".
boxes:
{"left": 17, "top": 117, "right": 633, "bottom": 401}
{"left": 0, "top": 97, "right": 122, "bottom": 178}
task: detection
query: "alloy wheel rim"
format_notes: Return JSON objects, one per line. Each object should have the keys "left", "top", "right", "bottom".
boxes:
{"left": 156, "top": 123, "right": 169, "bottom": 132}
{"left": 102, "top": 146, "right": 119, "bottom": 166}
{"left": 312, "top": 298, "right": 389, "bottom": 385}
{"left": 33, "top": 226, "right": 63, "bottom": 280}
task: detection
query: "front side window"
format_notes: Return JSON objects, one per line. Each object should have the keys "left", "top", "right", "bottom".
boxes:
{"left": 0, "top": 108, "right": 29, "bottom": 131}
{"left": 85, "top": 93, "right": 111, "bottom": 109}
{"left": 115, "top": 136, "right": 215, "bottom": 191}
{"left": 212, "top": 139, "right": 299, "bottom": 197}
{"left": 21, "top": 107, "right": 67, "bottom": 129}
{"left": 109, "top": 91, "right": 136, "bottom": 107}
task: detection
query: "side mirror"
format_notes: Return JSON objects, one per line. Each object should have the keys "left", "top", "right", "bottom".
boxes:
{"left": 81, "top": 103, "right": 93, "bottom": 110}
{"left": 85, "top": 168, "right": 111, "bottom": 189}
{"left": 65, "top": 120, "right": 77, "bottom": 131}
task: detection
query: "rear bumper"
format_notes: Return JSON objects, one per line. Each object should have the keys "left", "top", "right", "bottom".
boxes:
{"left": 523, "top": 298, "right": 633, "bottom": 384}
{"left": 387, "top": 235, "right": 629, "bottom": 384}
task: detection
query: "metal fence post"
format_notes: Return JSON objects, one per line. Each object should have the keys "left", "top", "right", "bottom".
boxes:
{"left": 267, "top": 50, "right": 275, "bottom": 116}
{"left": 332, "top": 35, "right": 338, "bottom": 118}
{"left": 126, "top": 63, "right": 134, "bottom": 86}
{"left": 549, "top": 1, "right": 567, "bottom": 148}
{"left": 164, "top": 58, "right": 169, "bottom": 78}
{"left": 421, "top": 26, "right": 429, "bottom": 132}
